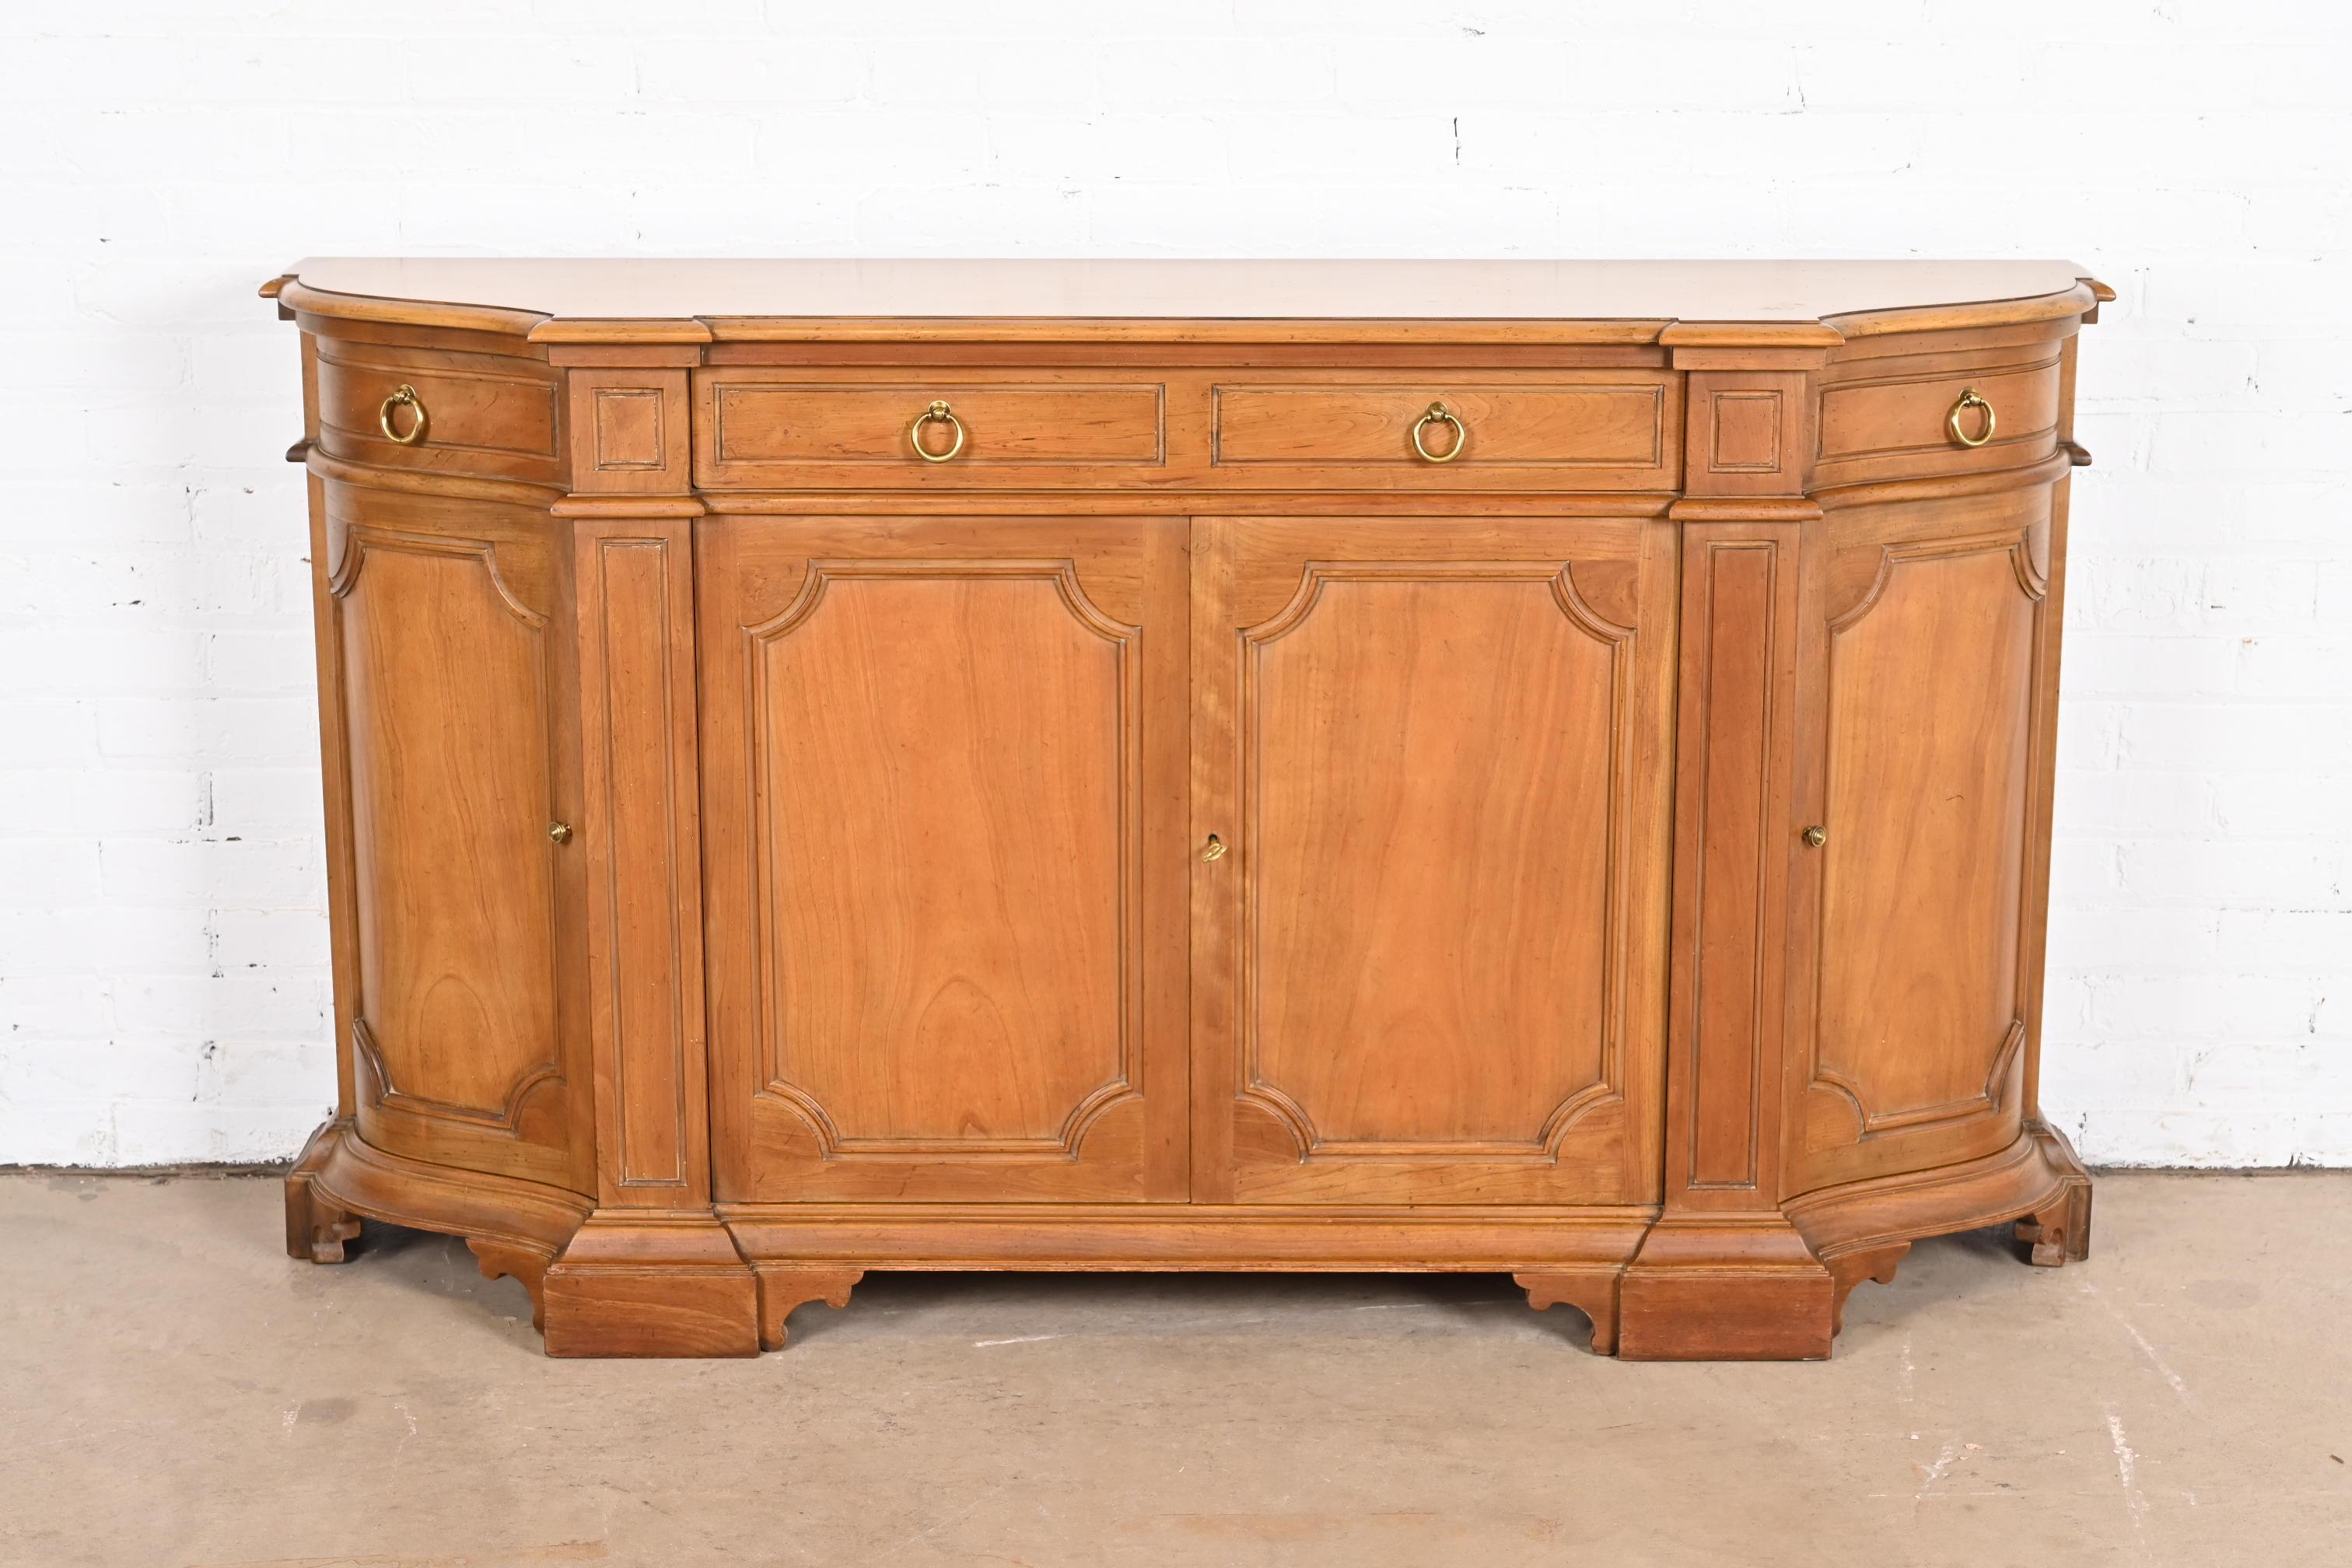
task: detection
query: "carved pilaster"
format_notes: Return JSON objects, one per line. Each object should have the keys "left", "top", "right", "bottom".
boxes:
{"left": 539, "top": 347, "right": 757, "bottom": 1356}
{"left": 1660, "top": 520, "right": 1805, "bottom": 1209}
{"left": 1622, "top": 332, "right": 1843, "bottom": 1357}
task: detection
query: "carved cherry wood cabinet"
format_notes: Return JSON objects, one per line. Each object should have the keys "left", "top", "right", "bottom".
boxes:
{"left": 269, "top": 259, "right": 2102, "bottom": 1360}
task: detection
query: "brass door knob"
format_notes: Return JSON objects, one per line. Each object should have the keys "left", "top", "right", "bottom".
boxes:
{"left": 548, "top": 821, "right": 574, "bottom": 845}
{"left": 1801, "top": 824, "right": 1827, "bottom": 849}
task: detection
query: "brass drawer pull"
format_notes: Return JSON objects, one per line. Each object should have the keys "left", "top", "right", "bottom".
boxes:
{"left": 548, "top": 821, "right": 573, "bottom": 845}
{"left": 1802, "top": 824, "right": 1827, "bottom": 849}
{"left": 1201, "top": 833, "right": 1227, "bottom": 862}
{"left": 378, "top": 383, "right": 429, "bottom": 446}
{"left": 1411, "top": 400, "right": 1465, "bottom": 463}
{"left": 1946, "top": 387, "right": 1996, "bottom": 449}
{"left": 909, "top": 399, "right": 966, "bottom": 463}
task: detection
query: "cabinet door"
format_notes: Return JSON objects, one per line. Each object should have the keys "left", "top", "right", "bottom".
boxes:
{"left": 324, "top": 485, "right": 590, "bottom": 1191}
{"left": 700, "top": 516, "right": 1189, "bottom": 1202}
{"left": 1192, "top": 516, "right": 1676, "bottom": 1205}
{"left": 1782, "top": 488, "right": 2057, "bottom": 1193}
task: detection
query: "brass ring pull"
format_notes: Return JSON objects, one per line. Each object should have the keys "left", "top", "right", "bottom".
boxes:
{"left": 1411, "top": 401, "right": 1466, "bottom": 463}
{"left": 378, "top": 383, "right": 428, "bottom": 446}
{"left": 1946, "top": 387, "right": 1996, "bottom": 449}
{"left": 1201, "top": 834, "right": 1227, "bottom": 862}
{"left": 909, "top": 399, "right": 966, "bottom": 463}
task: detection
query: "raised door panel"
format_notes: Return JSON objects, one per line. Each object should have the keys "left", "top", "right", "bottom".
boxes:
{"left": 324, "top": 487, "right": 586, "bottom": 1188}
{"left": 1192, "top": 516, "right": 1675, "bottom": 1205}
{"left": 700, "top": 516, "right": 1188, "bottom": 1202}
{"left": 1785, "top": 490, "right": 2053, "bottom": 1193}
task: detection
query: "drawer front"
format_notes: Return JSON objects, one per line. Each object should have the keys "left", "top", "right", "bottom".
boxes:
{"left": 1815, "top": 354, "right": 2061, "bottom": 488}
{"left": 314, "top": 341, "right": 564, "bottom": 484}
{"left": 1210, "top": 377, "right": 1678, "bottom": 490}
{"left": 696, "top": 375, "right": 1167, "bottom": 487}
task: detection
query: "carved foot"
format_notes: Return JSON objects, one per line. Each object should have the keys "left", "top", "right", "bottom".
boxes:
{"left": 753, "top": 1267, "right": 866, "bottom": 1351}
{"left": 285, "top": 1119, "right": 362, "bottom": 1263}
{"left": 1826, "top": 1241, "right": 1910, "bottom": 1333}
{"left": 1514, "top": 1271, "right": 1620, "bottom": 1355}
{"left": 2015, "top": 1120, "right": 2094, "bottom": 1267}
{"left": 2015, "top": 1187, "right": 2091, "bottom": 1267}
{"left": 293, "top": 1197, "right": 361, "bottom": 1263}
{"left": 467, "top": 1238, "right": 557, "bottom": 1331}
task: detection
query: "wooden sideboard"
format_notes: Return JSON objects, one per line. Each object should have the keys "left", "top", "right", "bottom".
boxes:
{"left": 268, "top": 259, "right": 2102, "bottom": 1360}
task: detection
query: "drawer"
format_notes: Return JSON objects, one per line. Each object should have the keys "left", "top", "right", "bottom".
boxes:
{"left": 1210, "top": 376, "right": 1678, "bottom": 489}
{"left": 696, "top": 375, "right": 1167, "bottom": 487}
{"left": 313, "top": 341, "right": 564, "bottom": 485}
{"left": 1815, "top": 354, "right": 2061, "bottom": 488}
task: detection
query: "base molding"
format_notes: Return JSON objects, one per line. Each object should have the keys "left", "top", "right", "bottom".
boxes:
{"left": 716, "top": 1204, "right": 1653, "bottom": 1273}
{"left": 283, "top": 1118, "right": 590, "bottom": 1329}
{"left": 542, "top": 1212, "right": 760, "bottom": 1358}
{"left": 282, "top": 1120, "right": 2093, "bottom": 1361}
{"left": 1788, "top": 1117, "right": 2094, "bottom": 1265}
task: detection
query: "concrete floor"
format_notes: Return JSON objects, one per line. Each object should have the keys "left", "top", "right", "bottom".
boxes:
{"left": 0, "top": 1174, "right": 2345, "bottom": 1567}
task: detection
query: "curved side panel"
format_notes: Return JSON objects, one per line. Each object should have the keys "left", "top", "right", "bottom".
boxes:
{"left": 319, "top": 476, "right": 587, "bottom": 1192}
{"left": 1787, "top": 487, "right": 2053, "bottom": 1195}
{"left": 1815, "top": 540, "right": 2036, "bottom": 1126}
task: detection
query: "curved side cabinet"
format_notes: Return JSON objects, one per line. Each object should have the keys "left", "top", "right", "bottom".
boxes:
{"left": 282, "top": 305, "right": 596, "bottom": 1306}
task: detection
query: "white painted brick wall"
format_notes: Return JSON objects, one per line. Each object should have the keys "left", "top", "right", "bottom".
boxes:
{"left": 2, "top": 1, "right": 2346, "bottom": 1167}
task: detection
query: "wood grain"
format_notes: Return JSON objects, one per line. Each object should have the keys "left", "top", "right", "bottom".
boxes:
{"left": 698, "top": 516, "right": 1189, "bottom": 1204}
{"left": 1785, "top": 489, "right": 2051, "bottom": 1194}
{"left": 278, "top": 257, "right": 2096, "bottom": 343}
{"left": 705, "top": 378, "right": 1165, "bottom": 467}
{"left": 1665, "top": 526, "right": 1801, "bottom": 1203}
{"left": 329, "top": 505, "right": 579, "bottom": 1187}
{"left": 574, "top": 519, "right": 711, "bottom": 1204}
{"left": 1212, "top": 380, "right": 1668, "bottom": 474}
{"left": 1191, "top": 516, "right": 1675, "bottom": 1207}
{"left": 314, "top": 338, "right": 563, "bottom": 485}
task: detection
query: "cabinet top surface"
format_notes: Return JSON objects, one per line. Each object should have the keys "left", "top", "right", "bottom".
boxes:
{"left": 275, "top": 257, "right": 2101, "bottom": 345}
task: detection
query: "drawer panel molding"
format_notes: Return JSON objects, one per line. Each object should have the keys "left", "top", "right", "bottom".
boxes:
{"left": 1212, "top": 380, "right": 1671, "bottom": 476}
{"left": 698, "top": 377, "right": 1168, "bottom": 485}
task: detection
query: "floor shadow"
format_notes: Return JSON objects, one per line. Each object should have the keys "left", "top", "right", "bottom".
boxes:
{"left": 779, "top": 1269, "right": 1587, "bottom": 1349}
{"left": 1831, "top": 1220, "right": 2053, "bottom": 1350}
{"left": 335, "top": 1216, "right": 541, "bottom": 1342}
